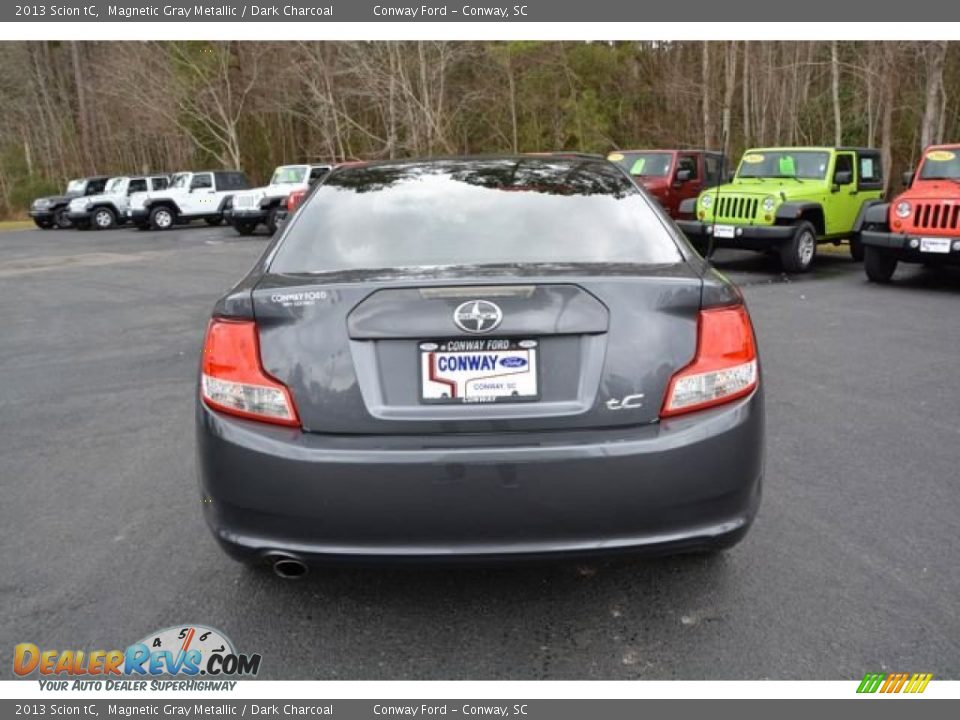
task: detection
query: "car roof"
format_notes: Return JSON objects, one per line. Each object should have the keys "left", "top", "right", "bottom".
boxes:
{"left": 339, "top": 154, "right": 617, "bottom": 169}
{"left": 612, "top": 149, "right": 724, "bottom": 155}
{"left": 526, "top": 151, "right": 608, "bottom": 160}
{"left": 745, "top": 146, "right": 879, "bottom": 154}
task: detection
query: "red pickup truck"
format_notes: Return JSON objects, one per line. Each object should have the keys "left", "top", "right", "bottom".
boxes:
{"left": 608, "top": 149, "right": 728, "bottom": 218}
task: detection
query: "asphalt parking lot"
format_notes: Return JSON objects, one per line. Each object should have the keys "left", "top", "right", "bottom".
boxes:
{"left": 2, "top": 224, "right": 959, "bottom": 680}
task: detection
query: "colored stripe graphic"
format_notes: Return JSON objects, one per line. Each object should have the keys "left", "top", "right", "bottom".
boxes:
{"left": 857, "top": 672, "right": 932, "bottom": 694}
{"left": 857, "top": 673, "right": 886, "bottom": 693}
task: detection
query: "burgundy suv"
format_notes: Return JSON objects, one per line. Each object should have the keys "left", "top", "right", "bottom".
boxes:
{"left": 608, "top": 149, "right": 728, "bottom": 218}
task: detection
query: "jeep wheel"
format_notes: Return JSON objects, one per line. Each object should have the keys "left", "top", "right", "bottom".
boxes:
{"left": 33, "top": 218, "right": 54, "bottom": 230}
{"left": 205, "top": 217, "right": 224, "bottom": 226}
{"left": 233, "top": 221, "right": 257, "bottom": 236}
{"left": 864, "top": 246, "right": 898, "bottom": 283}
{"left": 849, "top": 234, "right": 864, "bottom": 262}
{"left": 93, "top": 207, "right": 117, "bottom": 230}
{"left": 149, "top": 206, "right": 175, "bottom": 231}
{"left": 265, "top": 207, "right": 279, "bottom": 235}
{"left": 54, "top": 208, "right": 72, "bottom": 229}
{"left": 779, "top": 221, "right": 817, "bottom": 273}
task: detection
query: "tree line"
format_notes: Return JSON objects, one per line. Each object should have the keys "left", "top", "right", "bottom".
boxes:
{"left": 0, "top": 40, "right": 955, "bottom": 217}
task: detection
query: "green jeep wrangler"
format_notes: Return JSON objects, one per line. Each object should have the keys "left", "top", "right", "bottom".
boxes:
{"left": 676, "top": 147, "right": 885, "bottom": 272}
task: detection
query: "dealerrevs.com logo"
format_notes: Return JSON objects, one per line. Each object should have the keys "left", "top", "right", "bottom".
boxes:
{"left": 14, "top": 624, "right": 261, "bottom": 691}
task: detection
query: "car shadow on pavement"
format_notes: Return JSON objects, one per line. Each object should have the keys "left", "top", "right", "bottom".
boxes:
{"left": 704, "top": 248, "right": 857, "bottom": 282}
{"left": 225, "top": 551, "right": 739, "bottom": 679}
{"left": 887, "top": 264, "right": 960, "bottom": 292}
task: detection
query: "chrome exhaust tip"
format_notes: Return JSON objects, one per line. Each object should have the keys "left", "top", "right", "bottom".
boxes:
{"left": 271, "top": 556, "right": 308, "bottom": 580}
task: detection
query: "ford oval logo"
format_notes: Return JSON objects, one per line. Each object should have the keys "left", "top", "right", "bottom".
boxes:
{"left": 453, "top": 300, "right": 503, "bottom": 334}
{"left": 500, "top": 357, "right": 527, "bottom": 369}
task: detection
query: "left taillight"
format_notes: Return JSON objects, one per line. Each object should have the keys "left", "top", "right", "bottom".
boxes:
{"left": 285, "top": 189, "right": 307, "bottom": 212}
{"left": 661, "top": 304, "right": 759, "bottom": 418}
{"left": 200, "top": 318, "right": 300, "bottom": 427}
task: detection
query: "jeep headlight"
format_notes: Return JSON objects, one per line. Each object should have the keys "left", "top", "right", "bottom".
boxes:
{"left": 762, "top": 196, "right": 777, "bottom": 212}
{"left": 33, "top": 199, "right": 50, "bottom": 209}
{"left": 700, "top": 195, "right": 713, "bottom": 209}
{"left": 895, "top": 201, "right": 912, "bottom": 218}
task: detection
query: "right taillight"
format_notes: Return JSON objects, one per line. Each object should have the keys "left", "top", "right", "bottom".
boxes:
{"left": 661, "top": 304, "right": 759, "bottom": 418}
{"left": 200, "top": 318, "right": 300, "bottom": 427}
{"left": 286, "top": 189, "right": 307, "bottom": 212}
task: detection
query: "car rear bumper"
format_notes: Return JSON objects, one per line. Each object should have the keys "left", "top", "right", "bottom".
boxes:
{"left": 226, "top": 208, "right": 268, "bottom": 224}
{"left": 196, "top": 389, "right": 764, "bottom": 564}
{"left": 862, "top": 229, "right": 960, "bottom": 263}
{"left": 676, "top": 220, "right": 795, "bottom": 250}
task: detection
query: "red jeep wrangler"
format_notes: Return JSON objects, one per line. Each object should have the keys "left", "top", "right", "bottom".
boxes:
{"left": 607, "top": 149, "right": 728, "bottom": 218}
{"left": 861, "top": 144, "right": 960, "bottom": 282}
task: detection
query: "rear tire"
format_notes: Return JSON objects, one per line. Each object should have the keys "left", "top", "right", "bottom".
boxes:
{"left": 779, "top": 221, "right": 817, "bottom": 273}
{"left": 233, "top": 221, "right": 256, "bottom": 236}
{"left": 864, "top": 245, "right": 898, "bottom": 283}
{"left": 93, "top": 207, "right": 116, "bottom": 230}
{"left": 849, "top": 234, "right": 864, "bottom": 262}
{"left": 149, "top": 206, "right": 175, "bottom": 231}
{"left": 54, "top": 208, "right": 72, "bottom": 229}
{"left": 265, "top": 207, "right": 279, "bottom": 235}
{"left": 33, "top": 218, "right": 54, "bottom": 230}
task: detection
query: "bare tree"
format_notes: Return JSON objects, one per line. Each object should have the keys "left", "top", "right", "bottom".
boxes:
{"left": 920, "top": 41, "right": 948, "bottom": 149}
{"left": 831, "top": 41, "right": 843, "bottom": 146}
{"left": 720, "top": 42, "right": 738, "bottom": 158}
{"left": 3, "top": 40, "right": 960, "bottom": 217}
{"left": 701, "top": 42, "right": 712, "bottom": 148}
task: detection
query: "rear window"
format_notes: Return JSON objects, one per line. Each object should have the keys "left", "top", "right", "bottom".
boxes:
{"left": 607, "top": 152, "right": 673, "bottom": 177}
{"left": 215, "top": 172, "right": 249, "bottom": 190}
{"left": 86, "top": 178, "right": 108, "bottom": 195}
{"left": 270, "top": 159, "right": 681, "bottom": 274}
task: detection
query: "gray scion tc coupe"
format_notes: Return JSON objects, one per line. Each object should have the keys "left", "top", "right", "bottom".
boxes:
{"left": 196, "top": 156, "right": 763, "bottom": 577}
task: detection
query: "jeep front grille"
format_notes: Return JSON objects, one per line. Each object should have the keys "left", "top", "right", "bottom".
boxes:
{"left": 713, "top": 195, "right": 760, "bottom": 221}
{"left": 912, "top": 202, "right": 960, "bottom": 231}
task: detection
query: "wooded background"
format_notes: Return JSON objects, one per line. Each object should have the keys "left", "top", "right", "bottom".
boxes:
{"left": 0, "top": 40, "right": 954, "bottom": 217}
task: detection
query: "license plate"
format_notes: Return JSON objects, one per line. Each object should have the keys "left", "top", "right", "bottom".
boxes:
{"left": 713, "top": 224, "right": 736, "bottom": 239}
{"left": 920, "top": 237, "right": 951, "bottom": 254}
{"left": 420, "top": 339, "right": 538, "bottom": 404}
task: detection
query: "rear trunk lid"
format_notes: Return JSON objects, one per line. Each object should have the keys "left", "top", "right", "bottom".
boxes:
{"left": 252, "top": 264, "right": 703, "bottom": 434}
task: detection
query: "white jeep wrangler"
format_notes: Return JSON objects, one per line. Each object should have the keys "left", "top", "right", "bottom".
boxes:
{"left": 226, "top": 164, "right": 331, "bottom": 235}
{"left": 127, "top": 170, "right": 250, "bottom": 231}
{"left": 67, "top": 175, "right": 170, "bottom": 230}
